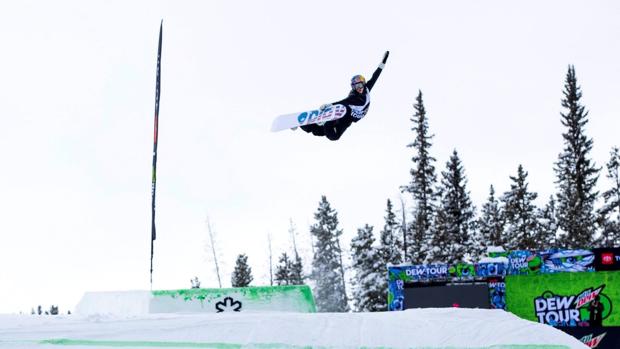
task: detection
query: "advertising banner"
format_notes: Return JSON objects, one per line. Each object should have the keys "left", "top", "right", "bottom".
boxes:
{"left": 506, "top": 271, "right": 620, "bottom": 327}
{"left": 488, "top": 278, "right": 506, "bottom": 309}
{"left": 508, "top": 249, "right": 595, "bottom": 275}
{"left": 476, "top": 262, "right": 508, "bottom": 278}
{"left": 388, "top": 263, "right": 507, "bottom": 311}
{"left": 556, "top": 326, "right": 620, "bottom": 349}
{"left": 150, "top": 285, "right": 317, "bottom": 313}
{"left": 593, "top": 248, "right": 620, "bottom": 271}
{"left": 403, "top": 264, "right": 450, "bottom": 281}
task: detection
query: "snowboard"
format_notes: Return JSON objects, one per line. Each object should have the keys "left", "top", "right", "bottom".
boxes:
{"left": 271, "top": 104, "right": 347, "bottom": 132}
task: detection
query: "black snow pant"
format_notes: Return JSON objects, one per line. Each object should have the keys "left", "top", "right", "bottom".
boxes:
{"left": 300, "top": 114, "right": 353, "bottom": 141}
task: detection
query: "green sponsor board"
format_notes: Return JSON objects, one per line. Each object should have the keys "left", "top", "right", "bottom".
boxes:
{"left": 151, "top": 285, "right": 317, "bottom": 313}
{"left": 506, "top": 271, "right": 620, "bottom": 327}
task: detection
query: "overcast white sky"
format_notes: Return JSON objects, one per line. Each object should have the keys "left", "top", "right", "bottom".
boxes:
{"left": 1, "top": 1, "right": 619, "bottom": 314}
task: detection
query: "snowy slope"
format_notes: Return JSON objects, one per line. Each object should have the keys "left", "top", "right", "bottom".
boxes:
{"left": 0, "top": 308, "right": 587, "bottom": 348}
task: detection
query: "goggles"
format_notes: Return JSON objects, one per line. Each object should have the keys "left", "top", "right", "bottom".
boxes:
{"left": 352, "top": 82, "right": 365, "bottom": 90}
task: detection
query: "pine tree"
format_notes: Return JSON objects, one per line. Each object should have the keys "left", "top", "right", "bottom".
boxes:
{"left": 377, "top": 199, "right": 403, "bottom": 266}
{"left": 310, "top": 196, "right": 349, "bottom": 312}
{"left": 597, "top": 147, "right": 620, "bottom": 247}
{"left": 231, "top": 253, "right": 253, "bottom": 287}
{"left": 536, "top": 196, "right": 559, "bottom": 249}
{"left": 554, "top": 65, "right": 600, "bottom": 248}
{"left": 428, "top": 150, "right": 476, "bottom": 264}
{"left": 428, "top": 198, "right": 451, "bottom": 263}
{"left": 477, "top": 185, "right": 506, "bottom": 249}
{"left": 350, "top": 224, "right": 385, "bottom": 312}
{"left": 289, "top": 253, "right": 305, "bottom": 285}
{"left": 501, "top": 165, "right": 539, "bottom": 250}
{"left": 402, "top": 91, "right": 437, "bottom": 263}
{"left": 273, "top": 252, "right": 304, "bottom": 286}
{"left": 274, "top": 252, "right": 291, "bottom": 286}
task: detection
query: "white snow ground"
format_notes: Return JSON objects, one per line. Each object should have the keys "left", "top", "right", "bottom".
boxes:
{"left": 0, "top": 308, "right": 588, "bottom": 348}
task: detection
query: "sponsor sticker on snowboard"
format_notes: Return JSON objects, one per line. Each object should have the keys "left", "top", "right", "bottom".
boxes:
{"left": 271, "top": 104, "right": 347, "bottom": 132}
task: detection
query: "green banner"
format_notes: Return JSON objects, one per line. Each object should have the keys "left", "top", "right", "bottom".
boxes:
{"left": 151, "top": 285, "right": 316, "bottom": 313}
{"left": 506, "top": 271, "right": 620, "bottom": 327}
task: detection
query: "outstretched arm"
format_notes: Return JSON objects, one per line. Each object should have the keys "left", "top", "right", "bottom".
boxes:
{"left": 323, "top": 51, "right": 390, "bottom": 107}
{"left": 366, "top": 51, "right": 389, "bottom": 91}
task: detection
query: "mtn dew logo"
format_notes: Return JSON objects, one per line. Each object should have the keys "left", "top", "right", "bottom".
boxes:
{"left": 574, "top": 286, "right": 605, "bottom": 308}
{"left": 533, "top": 285, "right": 610, "bottom": 326}
{"left": 579, "top": 332, "right": 606, "bottom": 348}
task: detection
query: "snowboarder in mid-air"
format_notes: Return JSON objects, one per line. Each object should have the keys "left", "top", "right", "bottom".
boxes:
{"left": 299, "top": 51, "right": 389, "bottom": 141}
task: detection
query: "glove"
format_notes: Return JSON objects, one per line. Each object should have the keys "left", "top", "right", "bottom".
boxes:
{"left": 319, "top": 103, "right": 333, "bottom": 111}
{"left": 379, "top": 51, "right": 389, "bottom": 69}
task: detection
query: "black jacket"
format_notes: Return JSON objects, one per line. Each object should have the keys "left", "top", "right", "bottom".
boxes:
{"left": 332, "top": 65, "right": 384, "bottom": 123}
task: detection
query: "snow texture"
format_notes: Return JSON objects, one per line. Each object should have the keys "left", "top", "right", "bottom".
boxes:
{"left": 75, "top": 291, "right": 151, "bottom": 316}
{"left": 0, "top": 308, "right": 587, "bottom": 348}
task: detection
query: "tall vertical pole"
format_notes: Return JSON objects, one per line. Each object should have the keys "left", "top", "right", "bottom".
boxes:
{"left": 150, "top": 20, "right": 163, "bottom": 289}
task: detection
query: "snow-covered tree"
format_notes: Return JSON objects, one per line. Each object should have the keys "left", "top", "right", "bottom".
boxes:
{"left": 536, "top": 196, "right": 559, "bottom": 249}
{"left": 554, "top": 65, "right": 600, "bottom": 248}
{"left": 428, "top": 200, "right": 451, "bottom": 263}
{"left": 597, "top": 147, "right": 620, "bottom": 247}
{"left": 350, "top": 224, "right": 385, "bottom": 312}
{"left": 288, "top": 253, "right": 305, "bottom": 285}
{"left": 274, "top": 252, "right": 305, "bottom": 285}
{"left": 477, "top": 185, "right": 506, "bottom": 249}
{"left": 274, "top": 252, "right": 291, "bottom": 286}
{"left": 402, "top": 91, "right": 437, "bottom": 263}
{"left": 428, "top": 150, "right": 476, "bottom": 263}
{"left": 377, "top": 199, "right": 403, "bottom": 266}
{"left": 310, "top": 196, "right": 349, "bottom": 312}
{"left": 231, "top": 254, "right": 253, "bottom": 287}
{"left": 502, "top": 165, "right": 539, "bottom": 250}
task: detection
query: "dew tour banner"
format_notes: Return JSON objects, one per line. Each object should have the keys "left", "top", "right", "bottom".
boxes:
{"left": 507, "top": 249, "right": 595, "bottom": 275}
{"left": 387, "top": 249, "right": 597, "bottom": 312}
{"left": 506, "top": 271, "right": 620, "bottom": 327}
{"left": 388, "top": 263, "right": 507, "bottom": 311}
{"left": 394, "top": 264, "right": 450, "bottom": 281}
{"left": 388, "top": 265, "right": 448, "bottom": 311}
